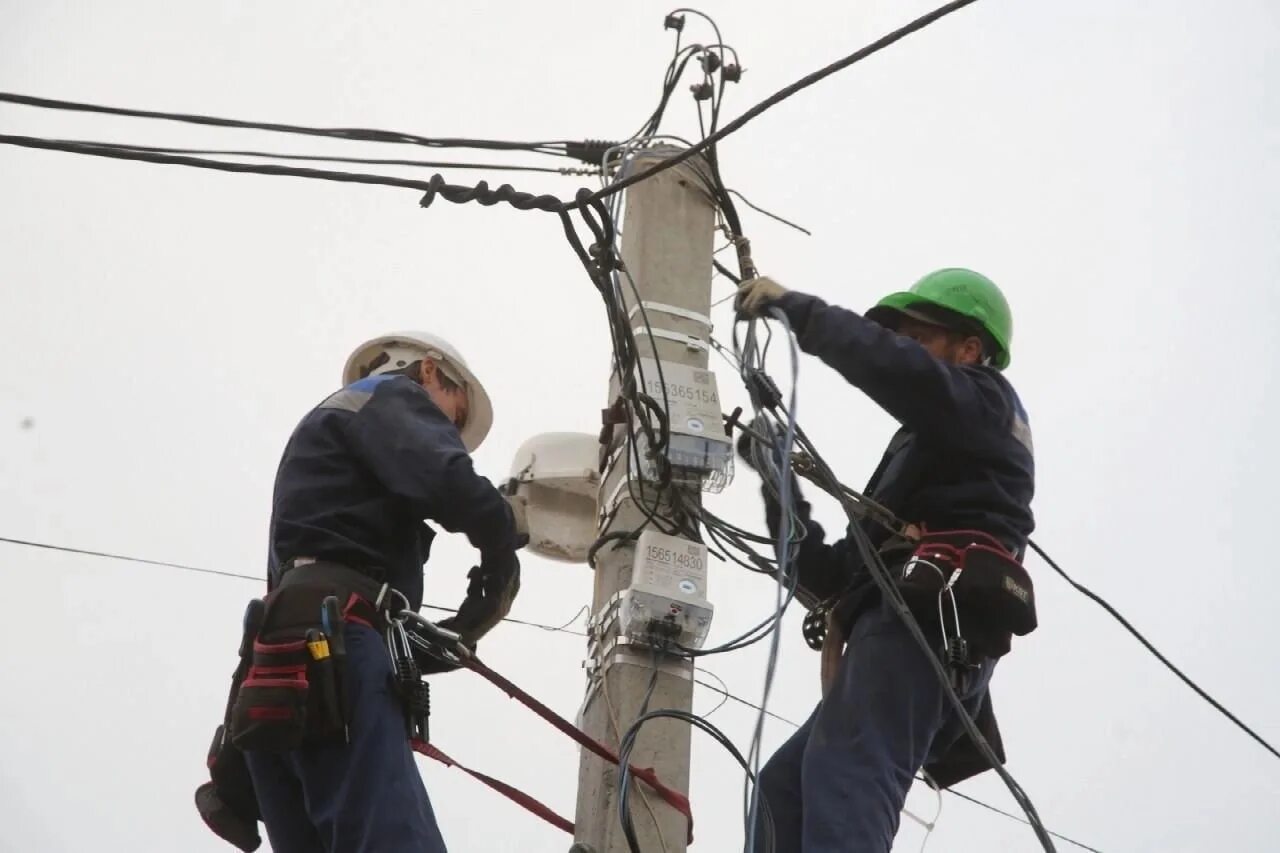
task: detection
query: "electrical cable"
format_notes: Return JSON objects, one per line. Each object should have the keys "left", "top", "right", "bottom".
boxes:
{"left": 1027, "top": 539, "right": 1280, "bottom": 762}
{"left": 725, "top": 189, "right": 812, "bottom": 236}
{"left": 618, "top": 708, "right": 775, "bottom": 853}
{"left": 743, "top": 307, "right": 801, "bottom": 852}
{"left": 576, "top": 0, "right": 984, "bottom": 209}
{"left": 603, "top": 656, "right": 671, "bottom": 853}
{"left": 0, "top": 534, "right": 585, "bottom": 634}
{"left": 0, "top": 91, "right": 575, "bottom": 157}
{"left": 15, "top": 138, "right": 578, "bottom": 174}
{"left": 692, "top": 668, "right": 732, "bottom": 719}
{"left": 0, "top": 133, "right": 547, "bottom": 200}
{"left": 616, "top": 660, "right": 669, "bottom": 853}
{"left": 946, "top": 789, "right": 1104, "bottom": 853}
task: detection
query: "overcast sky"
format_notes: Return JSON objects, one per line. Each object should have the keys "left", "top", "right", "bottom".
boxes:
{"left": 3, "top": 1, "right": 1278, "bottom": 851}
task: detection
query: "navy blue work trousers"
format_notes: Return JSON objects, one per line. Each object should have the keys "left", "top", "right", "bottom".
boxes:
{"left": 755, "top": 597, "right": 995, "bottom": 853}
{"left": 245, "top": 624, "right": 447, "bottom": 853}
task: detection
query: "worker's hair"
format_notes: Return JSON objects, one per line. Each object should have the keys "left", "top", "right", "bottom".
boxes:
{"left": 942, "top": 328, "right": 991, "bottom": 364}
{"left": 383, "top": 358, "right": 461, "bottom": 393}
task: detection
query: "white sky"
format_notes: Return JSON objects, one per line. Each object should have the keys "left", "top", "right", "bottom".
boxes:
{"left": 2, "top": 1, "right": 1278, "bottom": 851}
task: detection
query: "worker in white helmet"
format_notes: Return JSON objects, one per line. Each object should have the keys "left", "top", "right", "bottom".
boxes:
{"left": 198, "top": 332, "right": 521, "bottom": 853}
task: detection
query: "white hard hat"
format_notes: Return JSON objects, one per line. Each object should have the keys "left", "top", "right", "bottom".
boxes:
{"left": 342, "top": 330, "right": 493, "bottom": 452}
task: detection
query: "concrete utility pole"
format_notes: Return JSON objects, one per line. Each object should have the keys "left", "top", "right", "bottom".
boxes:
{"left": 573, "top": 148, "right": 718, "bottom": 853}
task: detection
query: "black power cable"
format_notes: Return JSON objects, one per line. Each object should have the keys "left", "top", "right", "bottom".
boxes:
{"left": 1027, "top": 539, "right": 1280, "bottom": 762}
{"left": 575, "top": 0, "right": 983, "bottom": 209}
{"left": 21, "top": 139, "right": 576, "bottom": 174}
{"left": 0, "top": 91, "right": 574, "bottom": 157}
{"left": 618, "top": 708, "right": 776, "bottom": 853}
{"left": 947, "top": 789, "right": 1104, "bottom": 853}
{"left": 0, "top": 133, "right": 548, "bottom": 201}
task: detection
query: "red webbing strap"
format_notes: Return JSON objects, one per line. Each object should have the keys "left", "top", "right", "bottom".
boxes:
{"left": 462, "top": 656, "right": 695, "bottom": 843}
{"left": 412, "top": 740, "right": 574, "bottom": 835}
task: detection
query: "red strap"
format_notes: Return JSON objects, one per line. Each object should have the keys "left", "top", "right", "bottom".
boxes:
{"left": 918, "top": 527, "right": 1016, "bottom": 556}
{"left": 461, "top": 656, "right": 694, "bottom": 843}
{"left": 412, "top": 740, "right": 574, "bottom": 835}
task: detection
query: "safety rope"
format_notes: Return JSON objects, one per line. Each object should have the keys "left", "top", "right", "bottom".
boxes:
{"left": 404, "top": 650, "right": 694, "bottom": 842}
{"left": 413, "top": 740, "right": 575, "bottom": 835}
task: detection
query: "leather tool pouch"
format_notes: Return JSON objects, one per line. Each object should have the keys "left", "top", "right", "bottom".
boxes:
{"left": 229, "top": 633, "right": 333, "bottom": 752}
{"left": 229, "top": 562, "right": 387, "bottom": 752}
{"left": 195, "top": 599, "right": 265, "bottom": 852}
{"left": 893, "top": 529, "right": 1037, "bottom": 659}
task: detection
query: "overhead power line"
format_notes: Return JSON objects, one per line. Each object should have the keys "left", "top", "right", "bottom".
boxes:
{"left": 0, "top": 134, "right": 465, "bottom": 193}
{"left": 1028, "top": 539, "right": 1280, "bottom": 762}
{"left": 2, "top": 0, "right": 980, "bottom": 218}
{"left": 0, "top": 534, "right": 581, "bottom": 634}
{"left": 25, "top": 139, "right": 578, "bottom": 175}
{"left": 0, "top": 91, "right": 575, "bottom": 157}
{"left": 575, "top": 0, "right": 983, "bottom": 208}
{"left": 947, "top": 789, "right": 1104, "bottom": 853}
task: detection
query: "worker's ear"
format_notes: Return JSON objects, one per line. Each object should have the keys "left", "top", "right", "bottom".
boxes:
{"left": 418, "top": 359, "right": 438, "bottom": 387}
{"left": 959, "top": 335, "right": 986, "bottom": 366}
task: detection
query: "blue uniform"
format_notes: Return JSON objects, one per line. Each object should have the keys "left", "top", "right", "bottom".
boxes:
{"left": 755, "top": 292, "right": 1035, "bottom": 853}
{"left": 250, "top": 373, "right": 517, "bottom": 853}
{"left": 267, "top": 374, "right": 517, "bottom": 610}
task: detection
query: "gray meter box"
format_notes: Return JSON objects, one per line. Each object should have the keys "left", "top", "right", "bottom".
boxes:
{"left": 619, "top": 529, "right": 714, "bottom": 649}
{"left": 632, "top": 358, "right": 733, "bottom": 492}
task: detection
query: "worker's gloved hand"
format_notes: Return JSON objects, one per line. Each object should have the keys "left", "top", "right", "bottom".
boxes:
{"left": 734, "top": 276, "right": 788, "bottom": 318}
{"left": 450, "top": 549, "right": 522, "bottom": 645}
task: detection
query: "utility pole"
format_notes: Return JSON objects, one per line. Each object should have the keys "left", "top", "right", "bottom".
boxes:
{"left": 573, "top": 147, "right": 718, "bottom": 853}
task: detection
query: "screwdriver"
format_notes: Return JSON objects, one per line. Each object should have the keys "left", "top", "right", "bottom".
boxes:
{"left": 320, "top": 596, "right": 350, "bottom": 743}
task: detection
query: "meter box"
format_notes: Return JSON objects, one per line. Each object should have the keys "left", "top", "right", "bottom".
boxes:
{"left": 630, "top": 358, "right": 734, "bottom": 493}
{"left": 618, "top": 529, "right": 714, "bottom": 650}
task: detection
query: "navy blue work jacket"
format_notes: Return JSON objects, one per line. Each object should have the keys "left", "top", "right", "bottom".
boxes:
{"left": 266, "top": 374, "right": 516, "bottom": 610}
{"left": 772, "top": 292, "right": 1036, "bottom": 602}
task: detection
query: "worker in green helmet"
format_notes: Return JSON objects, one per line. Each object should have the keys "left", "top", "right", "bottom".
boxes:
{"left": 735, "top": 268, "right": 1036, "bottom": 853}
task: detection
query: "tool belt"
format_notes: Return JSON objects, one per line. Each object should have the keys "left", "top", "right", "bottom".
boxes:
{"left": 893, "top": 529, "right": 1037, "bottom": 660}
{"left": 229, "top": 560, "right": 392, "bottom": 752}
{"left": 804, "top": 529, "right": 1037, "bottom": 660}
{"left": 195, "top": 560, "right": 401, "bottom": 851}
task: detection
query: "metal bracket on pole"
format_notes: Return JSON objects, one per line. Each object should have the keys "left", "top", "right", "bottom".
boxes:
{"left": 629, "top": 326, "right": 709, "bottom": 352}
{"left": 627, "top": 301, "right": 713, "bottom": 330}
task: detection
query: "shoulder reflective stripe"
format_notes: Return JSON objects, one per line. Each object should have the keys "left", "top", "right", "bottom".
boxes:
{"left": 349, "top": 375, "right": 395, "bottom": 392}
{"left": 319, "top": 388, "right": 374, "bottom": 413}
{"left": 1011, "top": 413, "right": 1034, "bottom": 454}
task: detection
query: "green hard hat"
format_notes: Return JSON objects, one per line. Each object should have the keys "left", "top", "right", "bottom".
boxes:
{"left": 866, "top": 268, "right": 1014, "bottom": 369}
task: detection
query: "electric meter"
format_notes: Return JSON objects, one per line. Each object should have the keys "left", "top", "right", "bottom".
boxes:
{"left": 618, "top": 529, "right": 714, "bottom": 649}
{"left": 630, "top": 358, "right": 734, "bottom": 493}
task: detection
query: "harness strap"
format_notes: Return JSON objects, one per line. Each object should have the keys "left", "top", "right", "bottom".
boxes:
{"left": 454, "top": 656, "right": 695, "bottom": 843}
{"left": 412, "top": 740, "right": 575, "bottom": 835}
